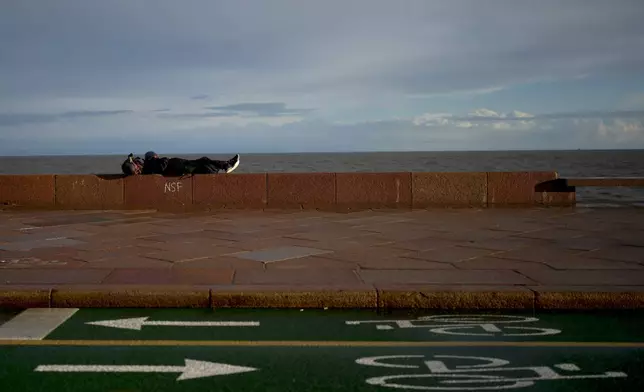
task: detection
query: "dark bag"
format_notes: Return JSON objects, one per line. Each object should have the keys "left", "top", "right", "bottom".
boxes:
{"left": 121, "top": 153, "right": 144, "bottom": 175}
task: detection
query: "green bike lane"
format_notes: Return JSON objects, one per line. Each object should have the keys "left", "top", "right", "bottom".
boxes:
{"left": 1, "top": 345, "right": 642, "bottom": 391}
{"left": 1, "top": 309, "right": 643, "bottom": 391}
{"left": 42, "top": 308, "right": 644, "bottom": 342}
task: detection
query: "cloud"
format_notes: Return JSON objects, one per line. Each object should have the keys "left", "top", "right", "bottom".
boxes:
{"left": 3, "top": 105, "right": 643, "bottom": 156}
{"left": 59, "top": 110, "right": 133, "bottom": 118}
{"left": 619, "top": 92, "right": 644, "bottom": 110}
{"left": 152, "top": 102, "right": 313, "bottom": 127}
{"left": 598, "top": 119, "right": 644, "bottom": 143}
{"left": 413, "top": 109, "right": 538, "bottom": 129}
{"left": 415, "top": 109, "right": 644, "bottom": 126}
{"left": 204, "top": 102, "right": 314, "bottom": 117}
{"left": 2, "top": 1, "right": 642, "bottom": 101}
{"left": 0, "top": 110, "right": 133, "bottom": 126}
{"left": 412, "top": 108, "right": 644, "bottom": 146}
{"left": 537, "top": 109, "right": 644, "bottom": 120}
{"left": 412, "top": 112, "right": 451, "bottom": 127}
{"left": 0, "top": 1, "right": 643, "bottom": 154}
{"left": 159, "top": 112, "right": 235, "bottom": 119}
{"left": 508, "top": 111, "right": 535, "bottom": 119}
{"left": 469, "top": 109, "right": 503, "bottom": 118}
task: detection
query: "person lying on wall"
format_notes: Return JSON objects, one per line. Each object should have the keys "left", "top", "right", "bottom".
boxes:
{"left": 121, "top": 153, "right": 144, "bottom": 175}
{"left": 121, "top": 151, "right": 240, "bottom": 176}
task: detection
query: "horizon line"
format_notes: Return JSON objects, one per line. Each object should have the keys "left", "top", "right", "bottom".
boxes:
{"left": 1, "top": 147, "right": 644, "bottom": 158}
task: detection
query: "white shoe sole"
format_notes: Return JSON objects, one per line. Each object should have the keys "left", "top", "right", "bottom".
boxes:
{"left": 226, "top": 156, "right": 240, "bottom": 173}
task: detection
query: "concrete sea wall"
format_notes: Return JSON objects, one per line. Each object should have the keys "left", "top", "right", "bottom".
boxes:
{"left": 0, "top": 171, "right": 575, "bottom": 211}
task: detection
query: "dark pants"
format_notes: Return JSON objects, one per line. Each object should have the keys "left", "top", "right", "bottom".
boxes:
{"left": 164, "top": 157, "right": 229, "bottom": 176}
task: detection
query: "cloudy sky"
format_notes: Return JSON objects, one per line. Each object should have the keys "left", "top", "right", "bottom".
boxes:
{"left": 2, "top": 0, "right": 644, "bottom": 155}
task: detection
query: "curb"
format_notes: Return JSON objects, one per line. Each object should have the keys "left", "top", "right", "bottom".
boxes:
{"left": 535, "top": 291, "right": 644, "bottom": 310}
{"left": 379, "top": 290, "right": 534, "bottom": 310}
{"left": 2, "top": 287, "right": 644, "bottom": 310}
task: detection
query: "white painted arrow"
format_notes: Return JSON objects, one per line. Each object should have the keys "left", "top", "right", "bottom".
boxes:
{"left": 85, "top": 317, "right": 260, "bottom": 330}
{"left": 35, "top": 359, "right": 258, "bottom": 381}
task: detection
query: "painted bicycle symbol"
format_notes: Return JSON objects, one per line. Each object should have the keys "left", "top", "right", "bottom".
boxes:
{"left": 356, "top": 354, "right": 627, "bottom": 390}
{"left": 346, "top": 315, "right": 561, "bottom": 337}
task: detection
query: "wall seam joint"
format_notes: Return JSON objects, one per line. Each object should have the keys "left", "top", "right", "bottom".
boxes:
{"left": 53, "top": 175, "right": 58, "bottom": 207}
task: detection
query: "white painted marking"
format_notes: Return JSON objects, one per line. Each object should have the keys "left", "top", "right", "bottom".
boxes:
{"left": 356, "top": 355, "right": 424, "bottom": 369}
{"left": 417, "top": 315, "right": 539, "bottom": 324}
{"left": 345, "top": 314, "right": 562, "bottom": 337}
{"left": 0, "top": 308, "right": 78, "bottom": 340}
{"left": 427, "top": 325, "right": 561, "bottom": 337}
{"left": 35, "top": 359, "right": 258, "bottom": 381}
{"left": 394, "top": 320, "right": 417, "bottom": 328}
{"left": 498, "top": 327, "right": 562, "bottom": 337}
{"left": 425, "top": 360, "right": 451, "bottom": 373}
{"left": 346, "top": 315, "right": 540, "bottom": 328}
{"left": 432, "top": 355, "right": 510, "bottom": 370}
{"left": 481, "top": 324, "right": 503, "bottom": 333}
{"left": 86, "top": 317, "right": 260, "bottom": 331}
{"left": 366, "top": 373, "right": 530, "bottom": 390}
{"left": 438, "top": 369, "right": 628, "bottom": 383}
{"left": 357, "top": 354, "right": 628, "bottom": 390}
{"left": 555, "top": 363, "right": 581, "bottom": 371}
{"left": 164, "top": 181, "right": 183, "bottom": 193}
{"left": 395, "top": 179, "right": 400, "bottom": 203}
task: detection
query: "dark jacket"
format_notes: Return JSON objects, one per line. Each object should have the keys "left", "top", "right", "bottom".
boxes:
{"left": 142, "top": 157, "right": 169, "bottom": 175}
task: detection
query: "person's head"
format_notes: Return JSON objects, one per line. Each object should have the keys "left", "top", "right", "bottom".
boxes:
{"left": 144, "top": 151, "right": 158, "bottom": 160}
{"left": 122, "top": 155, "right": 142, "bottom": 175}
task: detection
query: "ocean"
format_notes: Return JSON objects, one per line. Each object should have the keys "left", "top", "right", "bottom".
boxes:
{"left": 1, "top": 150, "right": 643, "bottom": 206}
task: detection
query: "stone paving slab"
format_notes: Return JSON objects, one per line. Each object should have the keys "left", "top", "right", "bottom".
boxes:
{"left": 1, "top": 207, "right": 644, "bottom": 309}
{"left": 231, "top": 246, "right": 333, "bottom": 263}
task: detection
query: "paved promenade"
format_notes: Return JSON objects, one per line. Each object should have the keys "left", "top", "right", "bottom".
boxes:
{"left": 1, "top": 207, "right": 643, "bottom": 309}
